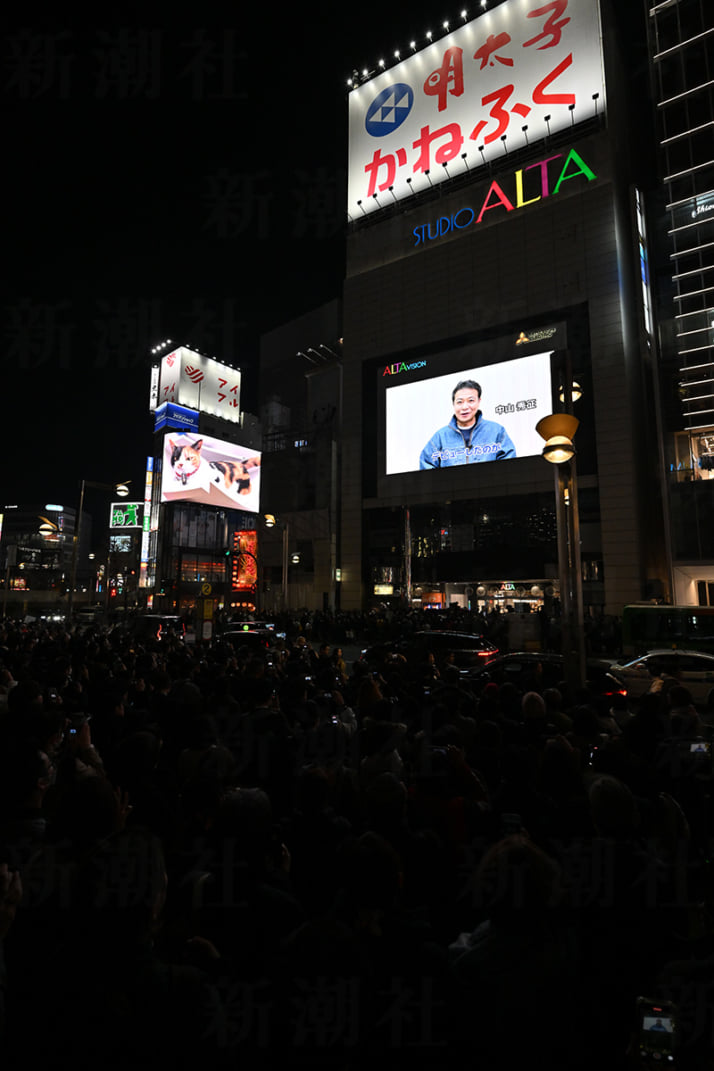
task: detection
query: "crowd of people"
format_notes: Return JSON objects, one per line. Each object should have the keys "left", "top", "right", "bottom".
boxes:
{"left": 0, "top": 614, "right": 712, "bottom": 1069}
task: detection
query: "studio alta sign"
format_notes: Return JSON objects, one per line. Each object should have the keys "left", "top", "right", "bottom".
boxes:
{"left": 412, "top": 148, "right": 596, "bottom": 247}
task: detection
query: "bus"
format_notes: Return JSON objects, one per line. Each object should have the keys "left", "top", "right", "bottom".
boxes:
{"left": 621, "top": 604, "right": 714, "bottom": 656}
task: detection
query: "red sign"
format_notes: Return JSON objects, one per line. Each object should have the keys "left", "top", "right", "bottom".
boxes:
{"left": 232, "top": 530, "right": 257, "bottom": 591}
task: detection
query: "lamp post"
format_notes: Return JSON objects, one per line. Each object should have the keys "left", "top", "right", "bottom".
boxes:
{"left": 264, "top": 514, "right": 290, "bottom": 610}
{"left": 536, "top": 362, "right": 586, "bottom": 691}
{"left": 67, "top": 479, "right": 130, "bottom": 619}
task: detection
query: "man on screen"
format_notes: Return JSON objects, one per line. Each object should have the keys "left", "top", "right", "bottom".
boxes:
{"left": 419, "top": 380, "right": 516, "bottom": 469}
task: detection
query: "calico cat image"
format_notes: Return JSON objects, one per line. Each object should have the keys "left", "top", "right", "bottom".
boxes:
{"left": 168, "top": 438, "right": 204, "bottom": 485}
{"left": 209, "top": 455, "right": 261, "bottom": 495}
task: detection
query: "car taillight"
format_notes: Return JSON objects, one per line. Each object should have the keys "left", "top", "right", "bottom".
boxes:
{"left": 478, "top": 647, "right": 498, "bottom": 657}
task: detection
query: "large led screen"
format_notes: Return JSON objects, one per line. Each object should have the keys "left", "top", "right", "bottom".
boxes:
{"left": 385, "top": 351, "right": 552, "bottom": 475}
{"left": 160, "top": 433, "right": 261, "bottom": 512}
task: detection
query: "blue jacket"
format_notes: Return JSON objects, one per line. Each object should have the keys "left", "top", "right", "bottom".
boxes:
{"left": 419, "top": 413, "right": 516, "bottom": 468}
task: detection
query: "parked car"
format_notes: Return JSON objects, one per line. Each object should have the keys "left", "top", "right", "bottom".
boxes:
{"left": 608, "top": 650, "right": 714, "bottom": 706}
{"left": 469, "top": 652, "right": 626, "bottom": 701}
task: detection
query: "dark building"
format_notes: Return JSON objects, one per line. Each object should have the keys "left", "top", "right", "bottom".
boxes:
{"left": 0, "top": 502, "right": 81, "bottom": 617}
{"left": 258, "top": 301, "right": 343, "bottom": 612}
{"left": 645, "top": 0, "right": 714, "bottom": 604}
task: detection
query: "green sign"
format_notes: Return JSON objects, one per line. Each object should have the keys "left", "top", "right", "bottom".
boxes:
{"left": 110, "top": 502, "right": 142, "bottom": 528}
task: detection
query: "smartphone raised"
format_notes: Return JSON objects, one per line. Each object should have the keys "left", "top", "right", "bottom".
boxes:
{"left": 636, "top": 996, "right": 677, "bottom": 1065}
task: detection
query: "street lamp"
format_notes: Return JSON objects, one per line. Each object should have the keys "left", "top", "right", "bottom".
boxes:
{"left": 536, "top": 360, "right": 586, "bottom": 691}
{"left": 264, "top": 513, "right": 290, "bottom": 610}
{"left": 67, "top": 479, "right": 131, "bottom": 619}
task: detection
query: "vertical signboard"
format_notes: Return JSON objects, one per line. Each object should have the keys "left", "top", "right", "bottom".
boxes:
{"left": 232, "top": 530, "right": 258, "bottom": 591}
{"left": 139, "top": 458, "right": 153, "bottom": 588}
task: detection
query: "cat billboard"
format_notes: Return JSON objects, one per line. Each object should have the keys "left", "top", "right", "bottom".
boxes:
{"left": 160, "top": 433, "right": 261, "bottom": 513}
{"left": 157, "top": 348, "right": 242, "bottom": 424}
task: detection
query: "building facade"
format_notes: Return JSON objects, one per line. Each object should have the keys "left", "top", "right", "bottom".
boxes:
{"left": 337, "top": 0, "right": 679, "bottom": 617}
{"left": 645, "top": 0, "right": 714, "bottom": 605}
{"left": 144, "top": 345, "right": 262, "bottom": 631}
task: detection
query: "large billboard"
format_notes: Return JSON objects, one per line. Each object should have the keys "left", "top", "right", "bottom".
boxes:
{"left": 348, "top": 0, "right": 605, "bottom": 217}
{"left": 160, "top": 433, "right": 261, "bottom": 512}
{"left": 385, "top": 351, "right": 553, "bottom": 475}
{"left": 157, "top": 347, "right": 242, "bottom": 423}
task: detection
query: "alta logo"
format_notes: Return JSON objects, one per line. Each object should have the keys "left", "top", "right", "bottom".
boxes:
{"left": 185, "top": 365, "right": 205, "bottom": 384}
{"left": 165, "top": 351, "right": 177, "bottom": 367}
{"left": 382, "top": 360, "right": 427, "bottom": 377}
{"left": 412, "top": 149, "right": 597, "bottom": 247}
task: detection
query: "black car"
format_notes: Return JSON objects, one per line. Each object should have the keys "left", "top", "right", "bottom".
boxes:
{"left": 469, "top": 651, "right": 626, "bottom": 700}
{"left": 216, "top": 628, "right": 276, "bottom": 655}
{"left": 360, "top": 631, "right": 498, "bottom": 672}
{"left": 407, "top": 631, "right": 499, "bottom": 668}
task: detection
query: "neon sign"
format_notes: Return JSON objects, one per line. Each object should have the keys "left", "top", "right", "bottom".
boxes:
{"left": 412, "top": 148, "right": 596, "bottom": 247}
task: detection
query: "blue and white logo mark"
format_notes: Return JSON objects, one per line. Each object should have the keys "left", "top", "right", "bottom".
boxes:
{"left": 365, "top": 84, "right": 413, "bottom": 137}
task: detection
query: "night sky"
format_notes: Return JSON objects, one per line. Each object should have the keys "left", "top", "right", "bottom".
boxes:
{"left": 6, "top": 2, "right": 644, "bottom": 513}
{"left": 7, "top": 7, "right": 364, "bottom": 508}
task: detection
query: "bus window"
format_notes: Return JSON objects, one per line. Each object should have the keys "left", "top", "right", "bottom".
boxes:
{"left": 622, "top": 605, "right": 714, "bottom": 656}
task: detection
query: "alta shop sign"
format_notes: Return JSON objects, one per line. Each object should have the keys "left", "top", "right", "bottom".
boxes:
{"left": 412, "top": 148, "right": 596, "bottom": 247}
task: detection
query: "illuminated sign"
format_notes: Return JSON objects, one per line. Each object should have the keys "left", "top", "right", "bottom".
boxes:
{"left": 348, "top": 0, "right": 605, "bottom": 217}
{"left": 154, "top": 401, "right": 200, "bottom": 433}
{"left": 383, "top": 360, "right": 427, "bottom": 376}
{"left": 671, "top": 190, "right": 714, "bottom": 230}
{"left": 160, "top": 433, "right": 262, "bottom": 512}
{"left": 515, "top": 327, "right": 558, "bottom": 345}
{"left": 157, "top": 347, "right": 242, "bottom": 424}
{"left": 149, "top": 365, "right": 159, "bottom": 411}
{"left": 232, "top": 530, "right": 258, "bottom": 591}
{"left": 110, "top": 534, "right": 133, "bottom": 553}
{"left": 411, "top": 149, "right": 596, "bottom": 245}
{"left": 109, "top": 502, "right": 142, "bottom": 528}
{"left": 139, "top": 457, "right": 153, "bottom": 589}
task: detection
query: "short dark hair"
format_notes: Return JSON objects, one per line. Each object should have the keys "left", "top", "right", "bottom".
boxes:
{"left": 452, "top": 379, "right": 481, "bottom": 402}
